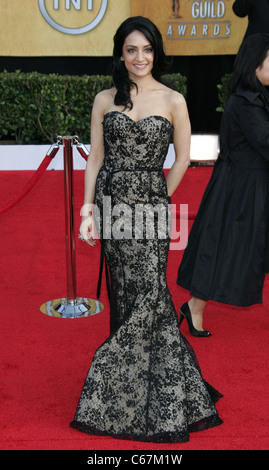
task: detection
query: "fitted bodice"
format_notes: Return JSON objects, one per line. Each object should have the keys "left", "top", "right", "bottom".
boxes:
{"left": 95, "top": 111, "right": 174, "bottom": 212}
{"left": 102, "top": 111, "right": 173, "bottom": 170}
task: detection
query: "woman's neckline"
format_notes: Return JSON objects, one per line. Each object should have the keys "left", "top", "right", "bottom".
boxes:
{"left": 103, "top": 110, "right": 174, "bottom": 127}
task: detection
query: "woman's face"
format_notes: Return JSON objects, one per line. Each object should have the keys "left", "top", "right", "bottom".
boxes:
{"left": 256, "top": 50, "right": 269, "bottom": 86}
{"left": 121, "top": 30, "right": 154, "bottom": 80}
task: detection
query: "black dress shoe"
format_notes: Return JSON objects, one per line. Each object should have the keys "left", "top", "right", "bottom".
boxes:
{"left": 179, "top": 302, "right": 212, "bottom": 337}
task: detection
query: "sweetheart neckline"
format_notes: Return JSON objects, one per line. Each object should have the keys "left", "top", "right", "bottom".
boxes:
{"left": 103, "top": 110, "right": 174, "bottom": 128}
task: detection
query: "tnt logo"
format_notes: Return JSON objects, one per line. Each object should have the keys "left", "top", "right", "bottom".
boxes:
{"left": 38, "top": 0, "right": 108, "bottom": 35}
{"left": 53, "top": 1, "right": 93, "bottom": 9}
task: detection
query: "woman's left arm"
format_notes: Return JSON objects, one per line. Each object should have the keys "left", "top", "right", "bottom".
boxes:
{"left": 166, "top": 92, "right": 191, "bottom": 196}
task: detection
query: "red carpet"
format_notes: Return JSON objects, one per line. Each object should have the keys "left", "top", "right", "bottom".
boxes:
{"left": 1, "top": 167, "right": 268, "bottom": 452}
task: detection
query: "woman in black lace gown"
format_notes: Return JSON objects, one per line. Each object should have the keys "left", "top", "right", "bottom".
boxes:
{"left": 70, "top": 16, "right": 222, "bottom": 443}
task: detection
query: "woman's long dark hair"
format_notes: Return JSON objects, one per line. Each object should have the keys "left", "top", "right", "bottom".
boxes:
{"left": 112, "top": 16, "right": 171, "bottom": 110}
{"left": 231, "top": 33, "right": 269, "bottom": 95}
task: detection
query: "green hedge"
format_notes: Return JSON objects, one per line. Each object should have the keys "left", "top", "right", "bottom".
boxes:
{"left": 0, "top": 71, "right": 187, "bottom": 144}
{"left": 216, "top": 73, "right": 232, "bottom": 112}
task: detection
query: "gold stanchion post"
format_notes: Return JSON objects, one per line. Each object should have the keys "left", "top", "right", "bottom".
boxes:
{"left": 40, "top": 136, "right": 104, "bottom": 318}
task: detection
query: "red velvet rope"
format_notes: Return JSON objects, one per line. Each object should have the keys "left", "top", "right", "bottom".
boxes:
{"left": 0, "top": 147, "right": 197, "bottom": 221}
{"left": 0, "top": 153, "right": 55, "bottom": 216}
{"left": 176, "top": 210, "right": 197, "bottom": 220}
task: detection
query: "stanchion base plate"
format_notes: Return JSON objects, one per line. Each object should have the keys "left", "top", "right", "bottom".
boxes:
{"left": 40, "top": 297, "right": 104, "bottom": 318}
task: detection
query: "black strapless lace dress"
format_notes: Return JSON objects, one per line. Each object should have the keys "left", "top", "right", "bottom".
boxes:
{"left": 70, "top": 111, "right": 223, "bottom": 443}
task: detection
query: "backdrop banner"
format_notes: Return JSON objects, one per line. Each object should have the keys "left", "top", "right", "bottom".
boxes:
{"left": 131, "top": 0, "right": 247, "bottom": 55}
{"left": 0, "top": 1, "right": 247, "bottom": 57}
{"left": 0, "top": 0, "right": 131, "bottom": 56}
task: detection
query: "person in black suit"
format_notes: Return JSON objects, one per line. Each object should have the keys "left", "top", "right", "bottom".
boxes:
{"left": 177, "top": 34, "right": 269, "bottom": 337}
{"left": 233, "top": 0, "right": 269, "bottom": 38}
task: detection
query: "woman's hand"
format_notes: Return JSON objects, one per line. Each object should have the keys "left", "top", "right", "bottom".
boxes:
{"left": 79, "top": 203, "right": 97, "bottom": 247}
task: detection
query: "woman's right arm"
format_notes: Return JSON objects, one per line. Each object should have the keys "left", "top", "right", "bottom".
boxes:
{"left": 80, "top": 92, "right": 106, "bottom": 246}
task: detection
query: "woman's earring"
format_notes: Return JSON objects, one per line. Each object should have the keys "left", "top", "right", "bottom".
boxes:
{"left": 120, "top": 57, "right": 124, "bottom": 62}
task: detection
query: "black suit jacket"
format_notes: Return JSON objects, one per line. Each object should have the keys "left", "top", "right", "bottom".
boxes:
{"left": 233, "top": 0, "right": 269, "bottom": 37}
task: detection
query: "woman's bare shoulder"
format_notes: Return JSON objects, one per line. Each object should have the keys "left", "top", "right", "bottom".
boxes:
{"left": 165, "top": 86, "right": 186, "bottom": 105}
{"left": 94, "top": 88, "right": 116, "bottom": 108}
